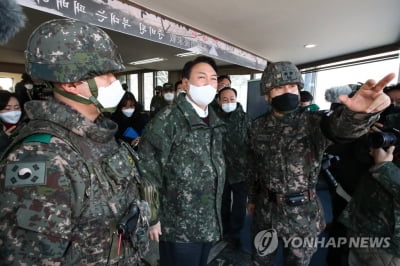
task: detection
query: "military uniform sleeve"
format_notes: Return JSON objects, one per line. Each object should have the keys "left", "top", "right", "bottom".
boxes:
{"left": 325, "top": 105, "right": 380, "bottom": 140}
{"left": 0, "top": 139, "right": 85, "bottom": 265}
{"left": 370, "top": 162, "right": 400, "bottom": 202}
{"left": 137, "top": 118, "right": 173, "bottom": 225}
{"left": 247, "top": 120, "right": 260, "bottom": 204}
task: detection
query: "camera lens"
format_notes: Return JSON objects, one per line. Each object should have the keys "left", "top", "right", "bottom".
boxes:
{"left": 368, "top": 132, "right": 397, "bottom": 148}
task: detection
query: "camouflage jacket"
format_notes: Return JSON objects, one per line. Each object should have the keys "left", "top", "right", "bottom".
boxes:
{"left": 150, "top": 95, "right": 167, "bottom": 118}
{"left": 0, "top": 99, "right": 148, "bottom": 265}
{"left": 340, "top": 112, "right": 400, "bottom": 256}
{"left": 215, "top": 102, "right": 252, "bottom": 184}
{"left": 138, "top": 94, "right": 226, "bottom": 242}
{"left": 248, "top": 106, "right": 379, "bottom": 238}
{"left": 340, "top": 162, "right": 400, "bottom": 256}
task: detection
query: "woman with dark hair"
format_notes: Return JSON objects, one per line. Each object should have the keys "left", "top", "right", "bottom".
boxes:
{"left": 111, "top": 91, "right": 149, "bottom": 147}
{"left": 0, "top": 90, "right": 26, "bottom": 152}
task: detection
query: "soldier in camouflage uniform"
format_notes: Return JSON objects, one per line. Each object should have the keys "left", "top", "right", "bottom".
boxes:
{"left": 247, "top": 61, "right": 394, "bottom": 266}
{"left": 137, "top": 56, "right": 225, "bottom": 266}
{"left": 0, "top": 19, "right": 150, "bottom": 265}
{"left": 339, "top": 112, "right": 400, "bottom": 266}
{"left": 215, "top": 87, "right": 252, "bottom": 247}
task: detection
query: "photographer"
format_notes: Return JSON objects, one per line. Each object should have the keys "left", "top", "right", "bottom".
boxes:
{"left": 339, "top": 111, "right": 400, "bottom": 265}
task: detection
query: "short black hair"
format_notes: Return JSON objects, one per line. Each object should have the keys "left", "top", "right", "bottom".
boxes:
{"left": 300, "top": 90, "right": 313, "bottom": 102}
{"left": 174, "top": 80, "right": 182, "bottom": 91}
{"left": 21, "top": 73, "right": 32, "bottom": 82}
{"left": 218, "top": 75, "right": 231, "bottom": 84}
{"left": 384, "top": 83, "right": 400, "bottom": 94}
{"left": 182, "top": 56, "right": 218, "bottom": 79}
{"left": 218, "top": 87, "right": 237, "bottom": 100}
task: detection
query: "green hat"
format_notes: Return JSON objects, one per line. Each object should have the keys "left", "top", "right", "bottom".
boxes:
{"left": 260, "top": 61, "right": 304, "bottom": 95}
{"left": 25, "top": 19, "right": 125, "bottom": 83}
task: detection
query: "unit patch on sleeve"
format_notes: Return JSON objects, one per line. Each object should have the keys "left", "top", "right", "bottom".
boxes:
{"left": 5, "top": 162, "right": 47, "bottom": 188}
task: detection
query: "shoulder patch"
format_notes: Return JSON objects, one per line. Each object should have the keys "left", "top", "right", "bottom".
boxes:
{"left": 23, "top": 133, "right": 52, "bottom": 144}
{"left": 5, "top": 162, "right": 47, "bottom": 188}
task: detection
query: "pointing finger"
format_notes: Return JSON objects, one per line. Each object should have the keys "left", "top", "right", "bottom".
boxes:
{"left": 371, "top": 73, "right": 396, "bottom": 92}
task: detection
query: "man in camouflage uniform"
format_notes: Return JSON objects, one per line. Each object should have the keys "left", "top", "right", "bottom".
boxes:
{"left": 0, "top": 19, "right": 150, "bottom": 265}
{"left": 149, "top": 85, "right": 164, "bottom": 118}
{"left": 339, "top": 112, "right": 400, "bottom": 266}
{"left": 138, "top": 56, "right": 225, "bottom": 266}
{"left": 247, "top": 61, "right": 394, "bottom": 265}
{"left": 215, "top": 87, "right": 252, "bottom": 248}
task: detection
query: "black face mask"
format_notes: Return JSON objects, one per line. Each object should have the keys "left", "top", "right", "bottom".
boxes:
{"left": 271, "top": 93, "right": 299, "bottom": 113}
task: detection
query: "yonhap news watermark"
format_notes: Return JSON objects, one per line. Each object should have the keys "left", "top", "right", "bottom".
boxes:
{"left": 254, "top": 229, "right": 391, "bottom": 256}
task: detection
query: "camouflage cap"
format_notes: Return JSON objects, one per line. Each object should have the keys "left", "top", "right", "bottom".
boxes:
{"left": 25, "top": 19, "right": 125, "bottom": 83}
{"left": 260, "top": 61, "right": 304, "bottom": 95}
{"left": 162, "top": 82, "right": 173, "bottom": 91}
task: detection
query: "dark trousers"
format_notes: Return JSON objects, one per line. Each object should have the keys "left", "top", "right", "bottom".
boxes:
{"left": 159, "top": 241, "right": 212, "bottom": 266}
{"left": 221, "top": 181, "right": 247, "bottom": 239}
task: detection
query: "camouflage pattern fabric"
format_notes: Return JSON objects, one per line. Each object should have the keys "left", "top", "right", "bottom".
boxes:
{"left": 260, "top": 61, "right": 304, "bottom": 95}
{"left": 340, "top": 159, "right": 400, "bottom": 257}
{"left": 247, "top": 106, "right": 380, "bottom": 263}
{"left": 0, "top": 99, "right": 148, "bottom": 265}
{"left": 149, "top": 95, "right": 167, "bottom": 118}
{"left": 340, "top": 111, "right": 400, "bottom": 258}
{"left": 138, "top": 94, "right": 226, "bottom": 242}
{"left": 349, "top": 246, "right": 400, "bottom": 265}
{"left": 215, "top": 102, "right": 252, "bottom": 184}
{"left": 25, "top": 19, "right": 124, "bottom": 83}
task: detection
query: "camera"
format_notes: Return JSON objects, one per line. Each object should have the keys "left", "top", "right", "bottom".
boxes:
{"left": 368, "top": 128, "right": 400, "bottom": 149}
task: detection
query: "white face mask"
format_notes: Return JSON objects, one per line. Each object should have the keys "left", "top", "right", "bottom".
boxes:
{"left": 122, "top": 108, "right": 135, "bottom": 117}
{"left": 96, "top": 80, "right": 125, "bottom": 110}
{"left": 0, "top": 110, "right": 22, "bottom": 124}
{"left": 164, "top": 92, "right": 175, "bottom": 101}
{"left": 221, "top": 102, "right": 237, "bottom": 113}
{"left": 188, "top": 83, "right": 216, "bottom": 107}
{"left": 24, "top": 84, "right": 33, "bottom": 90}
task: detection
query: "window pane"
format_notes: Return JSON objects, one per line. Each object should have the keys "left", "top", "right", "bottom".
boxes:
{"left": 253, "top": 73, "right": 262, "bottom": 80}
{"left": 129, "top": 74, "right": 139, "bottom": 99}
{"left": 143, "top": 72, "right": 154, "bottom": 111}
{"left": 156, "top": 71, "right": 168, "bottom": 86}
{"left": 0, "top": 77, "right": 13, "bottom": 91}
{"left": 312, "top": 58, "right": 399, "bottom": 110}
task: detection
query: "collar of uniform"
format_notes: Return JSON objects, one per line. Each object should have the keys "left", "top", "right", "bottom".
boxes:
{"left": 24, "top": 98, "right": 117, "bottom": 143}
{"left": 185, "top": 95, "right": 209, "bottom": 118}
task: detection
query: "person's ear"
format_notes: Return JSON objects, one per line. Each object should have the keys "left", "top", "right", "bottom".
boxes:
{"left": 182, "top": 78, "right": 189, "bottom": 92}
{"left": 58, "top": 82, "right": 82, "bottom": 95}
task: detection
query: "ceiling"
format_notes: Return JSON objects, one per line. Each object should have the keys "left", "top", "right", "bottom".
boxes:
{"left": 1, "top": 0, "right": 399, "bottom": 73}
{"left": 128, "top": 0, "right": 400, "bottom": 65}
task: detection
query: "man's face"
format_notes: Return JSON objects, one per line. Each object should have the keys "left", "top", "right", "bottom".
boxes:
{"left": 219, "top": 89, "right": 237, "bottom": 106}
{"left": 77, "top": 73, "right": 116, "bottom": 99}
{"left": 217, "top": 78, "right": 231, "bottom": 91}
{"left": 185, "top": 62, "right": 217, "bottom": 89}
{"left": 386, "top": 90, "right": 400, "bottom": 106}
{"left": 269, "top": 83, "right": 299, "bottom": 99}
